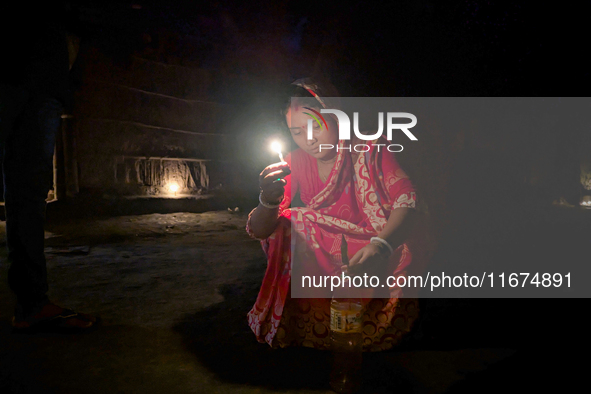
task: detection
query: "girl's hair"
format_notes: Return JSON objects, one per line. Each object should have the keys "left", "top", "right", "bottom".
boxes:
{"left": 281, "top": 77, "right": 341, "bottom": 117}
{"left": 281, "top": 85, "right": 316, "bottom": 117}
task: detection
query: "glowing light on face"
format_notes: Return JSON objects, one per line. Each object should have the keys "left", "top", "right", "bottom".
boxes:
{"left": 271, "top": 141, "right": 284, "bottom": 162}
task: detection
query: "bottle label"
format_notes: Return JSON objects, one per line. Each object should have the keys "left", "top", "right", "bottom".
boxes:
{"left": 330, "top": 306, "right": 362, "bottom": 333}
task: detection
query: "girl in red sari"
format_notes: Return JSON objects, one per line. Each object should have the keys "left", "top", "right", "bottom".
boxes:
{"left": 247, "top": 78, "right": 419, "bottom": 351}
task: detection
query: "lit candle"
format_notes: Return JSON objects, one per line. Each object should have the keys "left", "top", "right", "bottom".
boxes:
{"left": 271, "top": 141, "right": 284, "bottom": 162}
{"left": 169, "top": 183, "right": 179, "bottom": 196}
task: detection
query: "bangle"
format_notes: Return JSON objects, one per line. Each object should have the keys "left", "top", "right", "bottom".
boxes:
{"left": 370, "top": 236, "right": 394, "bottom": 255}
{"left": 259, "top": 191, "right": 283, "bottom": 209}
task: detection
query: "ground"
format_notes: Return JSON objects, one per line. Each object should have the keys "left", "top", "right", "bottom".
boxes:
{"left": 0, "top": 207, "right": 587, "bottom": 393}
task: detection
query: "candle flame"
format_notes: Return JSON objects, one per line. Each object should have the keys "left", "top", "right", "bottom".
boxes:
{"left": 271, "top": 141, "right": 282, "bottom": 154}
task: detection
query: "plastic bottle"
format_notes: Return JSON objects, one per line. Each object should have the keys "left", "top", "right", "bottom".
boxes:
{"left": 330, "top": 235, "right": 363, "bottom": 393}
{"left": 330, "top": 297, "right": 363, "bottom": 393}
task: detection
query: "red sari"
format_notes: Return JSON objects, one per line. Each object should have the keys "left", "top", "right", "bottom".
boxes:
{"left": 246, "top": 138, "right": 419, "bottom": 351}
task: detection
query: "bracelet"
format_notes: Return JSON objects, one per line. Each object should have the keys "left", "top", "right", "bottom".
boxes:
{"left": 370, "top": 236, "right": 394, "bottom": 255}
{"left": 259, "top": 191, "right": 283, "bottom": 209}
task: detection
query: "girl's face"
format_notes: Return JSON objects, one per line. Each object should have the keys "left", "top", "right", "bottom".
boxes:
{"left": 286, "top": 104, "right": 339, "bottom": 160}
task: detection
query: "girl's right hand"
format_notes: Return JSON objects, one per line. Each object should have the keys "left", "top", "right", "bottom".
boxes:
{"left": 259, "top": 162, "right": 291, "bottom": 204}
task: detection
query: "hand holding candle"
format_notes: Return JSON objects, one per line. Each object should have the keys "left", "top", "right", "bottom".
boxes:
{"left": 259, "top": 143, "right": 291, "bottom": 204}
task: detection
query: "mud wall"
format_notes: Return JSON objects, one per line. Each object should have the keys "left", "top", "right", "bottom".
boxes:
{"left": 71, "top": 47, "right": 235, "bottom": 197}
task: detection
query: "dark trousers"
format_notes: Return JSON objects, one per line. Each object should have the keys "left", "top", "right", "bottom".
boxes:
{"left": 0, "top": 84, "right": 62, "bottom": 315}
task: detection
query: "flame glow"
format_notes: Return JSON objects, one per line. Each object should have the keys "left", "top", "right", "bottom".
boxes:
{"left": 271, "top": 141, "right": 281, "bottom": 154}
{"left": 271, "top": 141, "right": 284, "bottom": 162}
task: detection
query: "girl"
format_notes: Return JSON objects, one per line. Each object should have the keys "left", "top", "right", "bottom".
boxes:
{"left": 246, "top": 78, "right": 419, "bottom": 351}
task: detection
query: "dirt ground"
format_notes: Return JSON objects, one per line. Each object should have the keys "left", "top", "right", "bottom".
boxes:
{"left": 0, "top": 208, "right": 587, "bottom": 393}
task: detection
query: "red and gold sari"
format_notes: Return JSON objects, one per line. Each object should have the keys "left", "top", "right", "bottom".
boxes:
{"left": 246, "top": 136, "right": 420, "bottom": 351}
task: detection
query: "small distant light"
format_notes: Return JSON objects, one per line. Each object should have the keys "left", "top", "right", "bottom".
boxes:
{"left": 131, "top": 4, "right": 142, "bottom": 10}
{"left": 169, "top": 184, "right": 179, "bottom": 195}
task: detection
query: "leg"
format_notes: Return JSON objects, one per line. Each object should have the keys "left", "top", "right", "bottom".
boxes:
{"left": 3, "top": 91, "right": 97, "bottom": 331}
{"left": 3, "top": 92, "right": 61, "bottom": 316}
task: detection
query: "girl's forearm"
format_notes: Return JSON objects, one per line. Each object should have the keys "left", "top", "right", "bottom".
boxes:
{"left": 249, "top": 205, "right": 280, "bottom": 239}
{"left": 376, "top": 207, "right": 415, "bottom": 250}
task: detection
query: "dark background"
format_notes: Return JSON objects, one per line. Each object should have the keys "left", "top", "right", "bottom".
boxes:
{"left": 4, "top": 0, "right": 590, "bottom": 392}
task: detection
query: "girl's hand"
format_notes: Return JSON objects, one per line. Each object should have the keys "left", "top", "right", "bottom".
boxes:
{"left": 342, "top": 242, "right": 390, "bottom": 276}
{"left": 259, "top": 162, "right": 291, "bottom": 204}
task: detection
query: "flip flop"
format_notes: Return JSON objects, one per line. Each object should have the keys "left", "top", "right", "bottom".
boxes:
{"left": 12, "top": 308, "right": 100, "bottom": 334}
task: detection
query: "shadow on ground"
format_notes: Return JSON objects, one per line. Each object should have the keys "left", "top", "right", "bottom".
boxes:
{"left": 171, "top": 281, "right": 534, "bottom": 393}
{"left": 173, "top": 281, "right": 335, "bottom": 391}
{"left": 173, "top": 278, "right": 432, "bottom": 392}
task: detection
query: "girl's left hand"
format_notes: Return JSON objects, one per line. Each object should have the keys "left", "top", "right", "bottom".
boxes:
{"left": 343, "top": 243, "right": 389, "bottom": 276}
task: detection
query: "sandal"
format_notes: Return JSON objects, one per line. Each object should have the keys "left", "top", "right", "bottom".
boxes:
{"left": 11, "top": 303, "right": 99, "bottom": 333}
